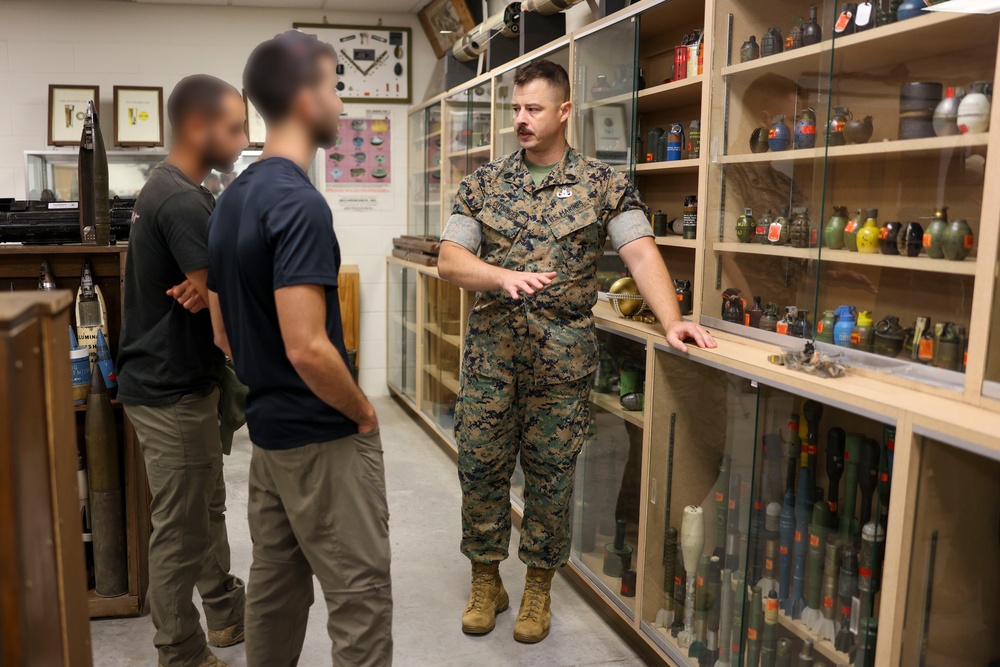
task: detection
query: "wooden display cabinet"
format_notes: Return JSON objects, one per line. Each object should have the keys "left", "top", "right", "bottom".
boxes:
{"left": 0, "top": 245, "right": 150, "bottom": 619}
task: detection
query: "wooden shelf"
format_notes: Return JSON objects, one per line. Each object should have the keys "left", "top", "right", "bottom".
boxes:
{"left": 721, "top": 10, "right": 999, "bottom": 80}
{"left": 581, "top": 90, "right": 634, "bottom": 111}
{"left": 449, "top": 144, "right": 491, "bottom": 159}
{"left": 635, "top": 159, "right": 700, "bottom": 175}
{"left": 637, "top": 76, "right": 703, "bottom": 113}
{"left": 424, "top": 320, "right": 462, "bottom": 347}
{"left": 776, "top": 610, "right": 851, "bottom": 666}
{"left": 0, "top": 244, "right": 128, "bottom": 255}
{"left": 655, "top": 236, "right": 697, "bottom": 249}
{"left": 590, "top": 390, "right": 644, "bottom": 427}
{"left": 423, "top": 362, "right": 460, "bottom": 394}
{"left": 713, "top": 242, "right": 977, "bottom": 276}
{"left": 721, "top": 133, "right": 989, "bottom": 165}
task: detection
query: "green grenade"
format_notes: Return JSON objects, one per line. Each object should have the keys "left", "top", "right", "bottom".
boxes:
{"left": 769, "top": 209, "right": 791, "bottom": 246}
{"left": 736, "top": 207, "right": 757, "bottom": 243}
{"left": 923, "top": 206, "right": 948, "bottom": 259}
{"left": 843, "top": 208, "right": 862, "bottom": 252}
{"left": 850, "top": 310, "right": 875, "bottom": 351}
{"left": 755, "top": 210, "right": 774, "bottom": 244}
{"left": 789, "top": 208, "right": 812, "bottom": 248}
{"left": 824, "top": 205, "right": 849, "bottom": 249}
{"left": 759, "top": 302, "right": 781, "bottom": 332}
{"left": 941, "top": 218, "right": 974, "bottom": 261}
{"left": 815, "top": 310, "right": 836, "bottom": 344}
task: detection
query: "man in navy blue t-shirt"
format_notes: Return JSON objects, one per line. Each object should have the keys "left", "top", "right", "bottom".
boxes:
{"left": 206, "top": 31, "right": 392, "bottom": 667}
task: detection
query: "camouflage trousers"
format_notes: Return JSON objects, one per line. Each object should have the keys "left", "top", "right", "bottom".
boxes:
{"left": 457, "top": 370, "right": 592, "bottom": 569}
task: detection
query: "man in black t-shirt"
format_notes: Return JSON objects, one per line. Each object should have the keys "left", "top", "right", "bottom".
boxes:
{"left": 207, "top": 31, "right": 392, "bottom": 667}
{"left": 118, "top": 75, "right": 249, "bottom": 667}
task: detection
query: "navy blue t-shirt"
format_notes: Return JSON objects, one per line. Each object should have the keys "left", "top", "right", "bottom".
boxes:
{"left": 206, "top": 157, "right": 357, "bottom": 449}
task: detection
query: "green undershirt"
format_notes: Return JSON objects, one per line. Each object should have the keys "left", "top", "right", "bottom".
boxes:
{"left": 524, "top": 156, "right": 558, "bottom": 185}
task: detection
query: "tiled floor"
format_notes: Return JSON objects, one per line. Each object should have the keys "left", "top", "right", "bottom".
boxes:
{"left": 90, "top": 396, "right": 647, "bottom": 667}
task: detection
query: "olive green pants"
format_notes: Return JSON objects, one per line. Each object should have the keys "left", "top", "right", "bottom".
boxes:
{"left": 125, "top": 388, "right": 245, "bottom": 667}
{"left": 245, "top": 430, "right": 393, "bottom": 667}
{"left": 457, "top": 371, "right": 592, "bottom": 569}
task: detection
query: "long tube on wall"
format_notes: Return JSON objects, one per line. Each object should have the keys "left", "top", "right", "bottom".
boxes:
{"left": 521, "top": 0, "right": 585, "bottom": 16}
{"left": 452, "top": 3, "right": 522, "bottom": 62}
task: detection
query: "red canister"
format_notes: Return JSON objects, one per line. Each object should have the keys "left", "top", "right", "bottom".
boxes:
{"left": 673, "top": 45, "right": 688, "bottom": 81}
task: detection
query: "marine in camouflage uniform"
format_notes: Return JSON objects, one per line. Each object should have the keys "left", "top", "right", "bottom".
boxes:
{"left": 441, "top": 146, "right": 652, "bottom": 570}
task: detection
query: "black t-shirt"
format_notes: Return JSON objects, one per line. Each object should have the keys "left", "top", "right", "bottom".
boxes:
{"left": 117, "top": 161, "right": 225, "bottom": 405}
{"left": 207, "top": 157, "right": 357, "bottom": 450}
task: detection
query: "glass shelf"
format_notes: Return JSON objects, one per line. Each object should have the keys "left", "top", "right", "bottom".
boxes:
{"left": 408, "top": 103, "right": 443, "bottom": 237}
{"left": 387, "top": 260, "right": 418, "bottom": 402}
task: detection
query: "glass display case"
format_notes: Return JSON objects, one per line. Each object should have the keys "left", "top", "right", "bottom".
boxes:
{"left": 642, "top": 345, "right": 893, "bottom": 667}
{"left": 421, "top": 274, "right": 462, "bottom": 436}
{"left": 387, "top": 259, "right": 418, "bottom": 402}
{"left": 574, "top": 20, "right": 639, "bottom": 292}
{"left": 899, "top": 434, "right": 1000, "bottom": 666}
{"left": 408, "top": 102, "right": 443, "bottom": 237}
{"left": 23, "top": 149, "right": 309, "bottom": 201}
{"left": 570, "top": 327, "right": 647, "bottom": 618}
{"left": 703, "top": 3, "right": 999, "bottom": 391}
{"left": 443, "top": 81, "right": 493, "bottom": 217}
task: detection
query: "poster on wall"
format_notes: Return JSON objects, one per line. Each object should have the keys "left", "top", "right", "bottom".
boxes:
{"left": 324, "top": 110, "right": 392, "bottom": 211}
{"left": 244, "top": 91, "right": 266, "bottom": 147}
{"left": 113, "top": 86, "right": 164, "bottom": 147}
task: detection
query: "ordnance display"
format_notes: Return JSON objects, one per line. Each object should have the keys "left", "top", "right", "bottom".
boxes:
{"left": 678, "top": 505, "right": 705, "bottom": 648}
{"left": 85, "top": 366, "right": 128, "bottom": 596}
{"left": 0, "top": 197, "right": 134, "bottom": 245}
{"left": 79, "top": 100, "right": 110, "bottom": 245}
{"left": 451, "top": 3, "right": 521, "bottom": 62}
{"left": 75, "top": 258, "right": 108, "bottom": 362}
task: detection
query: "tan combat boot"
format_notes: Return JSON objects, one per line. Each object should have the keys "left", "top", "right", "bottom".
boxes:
{"left": 159, "top": 651, "right": 229, "bottom": 667}
{"left": 208, "top": 621, "right": 245, "bottom": 648}
{"left": 513, "top": 567, "right": 555, "bottom": 644}
{"left": 462, "top": 562, "right": 510, "bottom": 635}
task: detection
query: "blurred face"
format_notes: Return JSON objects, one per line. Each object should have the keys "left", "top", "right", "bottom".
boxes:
{"left": 202, "top": 91, "right": 249, "bottom": 173}
{"left": 512, "top": 78, "right": 571, "bottom": 154}
{"left": 297, "top": 54, "right": 344, "bottom": 149}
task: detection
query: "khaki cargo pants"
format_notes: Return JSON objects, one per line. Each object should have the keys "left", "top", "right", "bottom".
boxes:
{"left": 125, "top": 388, "right": 245, "bottom": 667}
{"left": 245, "top": 429, "right": 393, "bottom": 667}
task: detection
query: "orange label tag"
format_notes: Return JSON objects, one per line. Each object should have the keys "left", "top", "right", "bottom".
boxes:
{"left": 698, "top": 576, "right": 704, "bottom": 587}
{"left": 816, "top": 322, "right": 825, "bottom": 333}
{"left": 745, "top": 314, "right": 751, "bottom": 326}
{"left": 919, "top": 338, "right": 934, "bottom": 361}
{"left": 730, "top": 499, "right": 737, "bottom": 510}
{"left": 777, "top": 322, "right": 789, "bottom": 335}
{"left": 879, "top": 227, "right": 889, "bottom": 240}
{"left": 801, "top": 125, "right": 816, "bottom": 135}
{"left": 923, "top": 232, "right": 933, "bottom": 248}
{"left": 766, "top": 597, "right": 779, "bottom": 612}
{"left": 675, "top": 575, "right": 683, "bottom": 586}
{"left": 881, "top": 472, "right": 889, "bottom": 482}
{"left": 964, "top": 234, "right": 974, "bottom": 249}
{"left": 780, "top": 546, "right": 789, "bottom": 555}
{"left": 810, "top": 534, "right": 820, "bottom": 547}
{"left": 842, "top": 604, "right": 851, "bottom": 616}
{"left": 768, "top": 129, "right": 779, "bottom": 139}
{"left": 851, "top": 332, "right": 862, "bottom": 344}
{"left": 835, "top": 11, "right": 853, "bottom": 31}
{"left": 747, "top": 629, "right": 758, "bottom": 641}
{"left": 859, "top": 566, "right": 872, "bottom": 579}
{"left": 766, "top": 558, "right": 774, "bottom": 570}
{"left": 768, "top": 224, "right": 782, "bottom": 243}
{"left": 677, "top": 293, "right": 684, "bottom": 301}
{"left": 845, "top": 220, "right": 858, "bottom": 233}
{"left": 824, "top": 596, "right": 834, "bottom": 608}
{"left": 795, "top": 530, "right": 802, "bottom": 542}
{"left": 716, "top": 492, "right": 724, "bottom": 502}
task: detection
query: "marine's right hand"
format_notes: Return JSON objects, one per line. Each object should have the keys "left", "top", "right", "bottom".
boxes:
{"left": 499, "top": 269, "right": 557, "bottom": 300}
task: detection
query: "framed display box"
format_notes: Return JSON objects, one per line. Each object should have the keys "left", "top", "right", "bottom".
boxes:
{"left": 112, "top": 86, "right": 164, "bottom": 147}
{"left": 293, "top": 23, "right": 413, "bottom": 104}
{"left": 48, "top": 85, "right": 100, "bottom": 147}
{"left": 418, "top": 0, "right": 477, "bottom": 59}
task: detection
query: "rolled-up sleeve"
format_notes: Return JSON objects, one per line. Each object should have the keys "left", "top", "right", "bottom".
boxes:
{"left": 441, "top": 174, "right": 484, "bottom": 253}
{"left": 603, "top": 170, "right": 652, "bottom": 250}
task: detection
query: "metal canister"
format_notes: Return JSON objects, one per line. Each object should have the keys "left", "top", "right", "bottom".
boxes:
{"left": 687, "top": 120, "right": 701, "bottom": 158}
{"left": 653, "top": 209, "right": 668, "bottom": 236}
{"left": 683, "top": 196, "right": 698, "bottom": 239}
{"left": 674, "top": 279, "right": 693, "bottom": 316}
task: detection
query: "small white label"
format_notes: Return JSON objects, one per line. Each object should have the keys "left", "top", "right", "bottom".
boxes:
{"left": 751, "top": 380, "right": 758, "bottom": 388}
{"left": 649, "top": 479, "right": 657, "bottom": 505}
{"left": 856, "top": 2, "right": 873, "bottom": 24}
{"left": 48, "top": 202, "right": 78, "bottom": 210}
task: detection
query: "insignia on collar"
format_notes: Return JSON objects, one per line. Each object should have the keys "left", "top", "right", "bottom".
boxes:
{"left": 556, "top": 187, "right": 572, "bottom": 199}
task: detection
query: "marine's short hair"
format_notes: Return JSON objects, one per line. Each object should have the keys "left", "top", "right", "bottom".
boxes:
{"left": 167, "top": 74, "right": 239, "bottom": 131}
{"left": 243, "top": 30, "right": 337, "bottom": 123}
{"left": 514, "top": 59, "right": 571, "bottom": 102}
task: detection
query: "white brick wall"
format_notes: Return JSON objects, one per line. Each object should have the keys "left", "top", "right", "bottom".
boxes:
{"left": 0, "top": 0, "right": 441, "bottom": 397}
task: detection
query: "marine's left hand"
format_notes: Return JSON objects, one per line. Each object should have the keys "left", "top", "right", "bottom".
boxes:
{"left": 167, "top": 280, "right": 207, "bottom": 313}
{"left": 663, "top": 320, "right": 717, "bottom": 354}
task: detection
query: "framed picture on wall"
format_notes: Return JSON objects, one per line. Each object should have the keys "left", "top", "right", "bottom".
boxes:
{"left": 591, "top": 104, "right": 630, "bottom": 166}
{"left": 113, "top": 86, "right": 164, "bottom": 147}
{"left": 293, "top": 23, "right": 412, "bottom": 104}
{"left": 417, "top": 0, "right": 476, "bottom": 59}
{"left": 244, "top": 91, "right": 266, "bottom": 148}
{"left": 48, "top": 84, "right": 100, "bottom": 147}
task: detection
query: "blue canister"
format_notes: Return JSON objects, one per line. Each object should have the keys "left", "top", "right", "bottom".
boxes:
{"left": 768, "top": 115, "right": 791, "bottom": 151}
{"left": 71, "top": 329, "right": 91, "bottom": 406}
{"left": 95, "top": 329, "right": 117, "bottom": 389}
{"left": 666, "top": 124, "right": 685, "bottom": 161}
{"left": 794, "top": 108, "right": 817, "bottom": 149}
{"left": 833, "top": 305, "right": 857, "bottom": 347}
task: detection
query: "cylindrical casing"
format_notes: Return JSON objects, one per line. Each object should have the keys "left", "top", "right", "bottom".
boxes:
{"left": 805, "top": 501, "right": 830, "bottom": 608}
{"left": 821, "top": 541, "right": 841, "bottom": 620}
{"left": 714, "top": 455, "right": 731, "bottom": 551}
{"left": 840, "top": 433, "right": 864, "bottom": 541}
{"left": 717, "top": 567, "right": 734, "bottom": 663}
{"left": 694, "top": 554, "right": 709, "bottom": 641}
{"left": 681, "top": 505, "right": 704, "bottom": 574}
{"left": 760, "top": 591, "right": 779, "bottom": 667}
{"left": 85, "top": 368, "right": 127, "bottom": 596}
{"left": 778, "top": 490, "right": 794, "bottom": 602}
{"left": 79, "top": 101, "right": 110, "bottom": 245}
{"left": 775, "top": 638, "right": 793, "bottom": 667}
{"left": 522, "top": 0, "right": 582, "bottom": 15}
{"left": 746, "top": 585, "right": 763, "bottom": 667}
